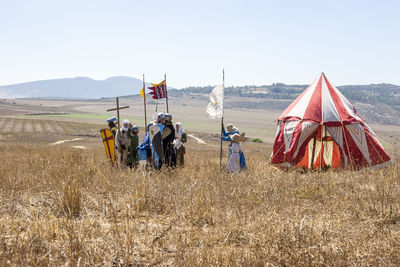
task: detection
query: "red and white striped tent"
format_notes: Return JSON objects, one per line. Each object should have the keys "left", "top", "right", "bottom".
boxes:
{"left": 270, "top": 73, "right": 392, "bottom": 170}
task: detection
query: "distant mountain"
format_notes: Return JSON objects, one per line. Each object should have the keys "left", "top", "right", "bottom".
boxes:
{"left": 0, "top": 76, "right": 151, "bottom": 99}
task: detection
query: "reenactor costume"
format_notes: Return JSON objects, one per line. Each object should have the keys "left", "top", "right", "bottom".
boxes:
{"left": 161, "top": 114, "right": 177, "bottom": 168}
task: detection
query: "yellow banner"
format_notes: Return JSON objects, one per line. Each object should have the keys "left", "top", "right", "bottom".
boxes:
{"left": 140, "top": 87, "right": 145, "bottom": 98}
{"left": 151, "top": 79, "right": 166, "bottom": 87}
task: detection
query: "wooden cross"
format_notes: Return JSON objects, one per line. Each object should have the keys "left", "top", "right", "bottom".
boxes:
{"left": 107, "top": 97, "right": 129, "bottom": 133}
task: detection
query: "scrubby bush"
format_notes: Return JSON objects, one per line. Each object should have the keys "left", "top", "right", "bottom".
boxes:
{"left": 251, "top": 137, "right": 263, "bottom": 143}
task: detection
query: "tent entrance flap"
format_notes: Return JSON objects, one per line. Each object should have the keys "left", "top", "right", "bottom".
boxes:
{"left": 295, "top": 126, "right": 341, "bottom": 169}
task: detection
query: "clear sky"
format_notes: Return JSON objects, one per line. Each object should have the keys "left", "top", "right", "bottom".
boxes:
{"left": 0, "top": 0, "right": 399, "bottom": 88}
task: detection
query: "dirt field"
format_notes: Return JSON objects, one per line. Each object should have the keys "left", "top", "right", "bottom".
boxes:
{"left": 2, "top": 97, "right": 400, "bottom": 149}
{"left": 0, "top": 115, "right": 399, "bottom": 265}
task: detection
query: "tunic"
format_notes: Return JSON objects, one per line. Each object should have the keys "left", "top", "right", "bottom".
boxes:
{"left": 126, "top": 129, "right": 139, "bottom": 167}
{"left": 116, "top": 130, "right": 130, "bottom": 166}
{"left": 162, "top": 122, "right": 177, "bottom": 167}
{"left": 226, "top": 143, "right": 242, "bottom": 172}
{"left": 221, "top": 127, "right": 247, "bottom": 170}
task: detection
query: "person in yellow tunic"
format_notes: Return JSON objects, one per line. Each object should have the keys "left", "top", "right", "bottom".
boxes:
{"left": 106, "top": 116, "right": 118, "bottom": 137}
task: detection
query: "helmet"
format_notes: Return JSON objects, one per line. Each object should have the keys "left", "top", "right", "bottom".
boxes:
{"left": 155, "top": 112, "right": 164, "bottom": 123}
{"left": 162, "top": 113, "right": 172, "bottom": 122}
{"left": 106, "top": 116, "right": 118, "bottom": 123}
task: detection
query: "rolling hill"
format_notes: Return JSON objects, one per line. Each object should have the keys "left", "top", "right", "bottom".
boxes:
{"left": 169, "top": 83, "right": 400, "bottom": 125}
{"left": 0, "top": 76, "right": 150, "bottom": 99}
{"left": 1, "top": 76, "right": 400, "bottom": 125}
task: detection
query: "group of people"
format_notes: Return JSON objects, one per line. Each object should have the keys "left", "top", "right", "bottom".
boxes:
{"left": 106, "top": 113, "right": 247, "bottom": 172}
{"left": 106, "top": 112, "right": 187, "bottom": 169}
{"left": 107, "top": 117, "right": 140, "bottom": 168}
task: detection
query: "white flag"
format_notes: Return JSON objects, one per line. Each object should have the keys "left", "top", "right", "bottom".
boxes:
{"left": 206, "top": 85, "right": 224, "bottom": 118}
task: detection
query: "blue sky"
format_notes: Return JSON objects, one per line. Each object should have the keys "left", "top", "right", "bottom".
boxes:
{"left": 0, "top": 0, "right": 399, "bottom": 88}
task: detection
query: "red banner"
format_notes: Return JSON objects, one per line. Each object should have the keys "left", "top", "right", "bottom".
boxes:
{"left": 148, "top": 80, "right": 167, "bottom": 99}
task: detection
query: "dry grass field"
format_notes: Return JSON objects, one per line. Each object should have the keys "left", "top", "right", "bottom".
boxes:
{"left": 1, "top": 116, "right": 400, "bottom": 266}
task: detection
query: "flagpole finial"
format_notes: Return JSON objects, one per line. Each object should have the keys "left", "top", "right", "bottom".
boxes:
{"left": 223, "top": 68, "right": 225, "bottom": 86}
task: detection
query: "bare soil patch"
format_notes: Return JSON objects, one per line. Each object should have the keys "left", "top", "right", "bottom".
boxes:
{"left": 71, "top": 145, "right": 87, "bottom": 149}
{"left": 51, "top": 138, "right": 83, "bottom": 145}
{"left": 26, "top": 112, "right": 70, "bottom": 116}
{"left": 188, "top": 134, "right": 207, "bottom": 144}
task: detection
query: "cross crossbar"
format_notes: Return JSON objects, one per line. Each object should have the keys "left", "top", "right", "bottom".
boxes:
{"left": 107, "top": 106, "right": 129, "bottom": 112}
{"left": 106, "top": 97, "right": 131, "bottom": 134}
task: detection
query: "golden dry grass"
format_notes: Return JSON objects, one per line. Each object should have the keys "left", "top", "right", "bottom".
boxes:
{"left": 1, "top": 131, "right": 400, "bottom": 266}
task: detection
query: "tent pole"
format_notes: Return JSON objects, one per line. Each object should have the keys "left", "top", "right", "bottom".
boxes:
{"left": 320, "top": 125, "right": 325, "bottom": 170}
{"left": 310, "top": 131, "right": 318, "bottom": 170}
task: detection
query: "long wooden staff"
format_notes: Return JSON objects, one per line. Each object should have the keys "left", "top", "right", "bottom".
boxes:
{"left": 219, "top": 69, "right": 225, "bottom": 171}
{"left": 143, "top": 74, "right": 147, "bottom": 129}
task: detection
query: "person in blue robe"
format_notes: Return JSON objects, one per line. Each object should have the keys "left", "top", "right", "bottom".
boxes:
{"left": 137, "top": 123, "right": 152, "bottom": 167}
{"left": 137, "top": 122, "right": 165, "bottom": 168}
{"left": 221, "top": 122, "right": 247, "bottom": 170}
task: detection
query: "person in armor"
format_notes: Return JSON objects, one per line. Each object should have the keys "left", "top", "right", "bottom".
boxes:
{"left": 161, "top": 113, "right": 177, "bottom": 168}
{"left": 157, "top": 112, "right": 164, "bottom": 124}
{"left": 116, "top": 119, "right": 130, "bottom": 167}
{"left": 127, "top": 124, "right": 139, "bottom": 168}
{"left": 174, "top": 122, "right": 187, "bottom": 166}
{"left": 106, "top": 116, "right": 118, "bottom": 137}
{"left": 152, "top": 112, "right": 164, "bottom": 124}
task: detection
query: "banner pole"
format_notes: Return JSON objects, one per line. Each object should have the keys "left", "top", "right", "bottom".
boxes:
{"left": 143, "top": 74, "right": 147, "bottom": 129}
{"left": 116, "top": 97, "right": 121, "bottom": 134}
{"left": 219, "top": 69, "right": 225, "bottom": 171}
{"left": 220, "top": 117, "right": 224, "bottom": 170}
{"left": 165, "top": 73, "right": 169, "bottom": 113}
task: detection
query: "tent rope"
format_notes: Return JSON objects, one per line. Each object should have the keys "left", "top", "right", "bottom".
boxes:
{"left": 268, "top": 141, "right": 286, "bottom": 164}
